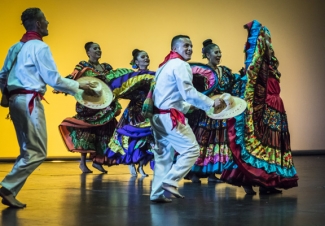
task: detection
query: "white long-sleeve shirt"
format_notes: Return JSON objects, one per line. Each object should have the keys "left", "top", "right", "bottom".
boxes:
{"left": 153, "top": 58, "right": 214, "bottom": 114}
{"left": 0, "top": 40, "right": 79, "bottom": 95}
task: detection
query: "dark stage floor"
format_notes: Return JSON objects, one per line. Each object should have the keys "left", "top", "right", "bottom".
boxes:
{"left": 1, "top": 155, "right": 325, "bottom": 226}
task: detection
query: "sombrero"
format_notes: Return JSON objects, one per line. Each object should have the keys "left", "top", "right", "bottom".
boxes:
{"left": 207, "top": 93, "right": 247, "bottom": 119}
{"left": 74, "top": 77, "right": 114, "bottom": 109}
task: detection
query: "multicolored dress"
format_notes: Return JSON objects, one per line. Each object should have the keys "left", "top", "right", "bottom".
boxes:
{"left": 105, "top": 69, "right": 155, "bottom": 166}
{"left": 58, "top": 61, "right": 122, "bottom": 165}
{"left": 220, "top": 20, "right": 298, "bottom": 188}
{"left": 185, "top": 63, "right": 246, "bottom": 178}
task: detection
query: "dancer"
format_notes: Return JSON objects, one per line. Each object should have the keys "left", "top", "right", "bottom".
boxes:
{"left": 186, "top": 39, "right": 246, "bottom": 183}
{"left": 220, "top": 20, "right": 299, "bottom": 194}
{"left": 57, "top": 42, "right": 122, "bottom": 173}
{"left": 0, "top": 8, "right": 92, "bottom": 208}
{"left": 149, "top": 35, "right": 223, "bottom": 203}
{"left": 122, "top": 49, "right": 153, "bottom": 176}
{"left": 105, "top": 49, "right": 155, "bottom": 176}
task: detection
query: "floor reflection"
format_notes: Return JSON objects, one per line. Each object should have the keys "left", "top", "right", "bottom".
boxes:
{"left": 1, "top": 156, "right": 324, "bottom": 226}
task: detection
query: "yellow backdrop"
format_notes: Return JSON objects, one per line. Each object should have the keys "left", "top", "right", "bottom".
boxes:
{"left": 1, "top": 0, "right": 324, "bottom": 158}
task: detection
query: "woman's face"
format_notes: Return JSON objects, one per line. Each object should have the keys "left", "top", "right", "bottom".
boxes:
{"left": 87, "top": 43, "right": 102, "bottom": 60}
{"left": 207, "top": 45, "right": 222, "bottom": 66}
{"left": 135, "top": 51, "right": 150, "bottom": 69}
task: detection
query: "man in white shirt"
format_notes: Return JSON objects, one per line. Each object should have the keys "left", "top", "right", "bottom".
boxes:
{"left": 0, "top": 8, "right": 92, "bottom": 208}
{"left": 150, "top": 35, "right": 222, "bottom": 203}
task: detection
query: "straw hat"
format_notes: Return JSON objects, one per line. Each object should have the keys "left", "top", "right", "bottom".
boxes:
{"left": 206, "top": 93, "right": 247, "bottom": 119}
{"left": 74, "top": 77, "right": 114, "bottom": 109}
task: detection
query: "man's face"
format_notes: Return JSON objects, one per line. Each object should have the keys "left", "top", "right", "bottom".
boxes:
{"left": 36, "top": 11, "right": 49, "bottom": 37}
{"left": 173, "top": 38, "right": 193, "bottom": 61}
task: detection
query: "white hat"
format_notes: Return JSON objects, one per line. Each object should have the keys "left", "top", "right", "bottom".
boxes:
{"left": 206, "top": 93, "right": 247, "bottom": 119}
{"left": 74, "top": 77, "right": 114, "bottom": 109}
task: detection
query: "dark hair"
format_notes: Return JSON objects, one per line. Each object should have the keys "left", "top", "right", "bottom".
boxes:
{"left": 202, "top": 39, "right": 218, "bottom": 58}
{"left": 21, "top": 8, "right": 42, "bottom": 30}
{"left": 171, "top": 35, "right": 190, "bottom": 49}
{"left": 84, "top": 42, "right": 95, "bottom": 52}
{"left": 130, "top": 49, "right": 144, "bottom": 68}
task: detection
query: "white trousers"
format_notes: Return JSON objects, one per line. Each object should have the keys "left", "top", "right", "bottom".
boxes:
{"left": 1, "top": 94, "right": 47, "bottom": 196}
{"left": 150, "top": 113, "right": 199, "bottom": 200}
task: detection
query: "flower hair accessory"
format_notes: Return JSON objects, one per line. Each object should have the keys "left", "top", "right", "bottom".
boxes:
{"left": 129, "top": 60, "right": 138, "bottom": 69}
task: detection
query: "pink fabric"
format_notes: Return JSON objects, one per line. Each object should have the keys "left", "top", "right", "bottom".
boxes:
{"left": 191, "top": 66, "right": 216, "bottom": 90}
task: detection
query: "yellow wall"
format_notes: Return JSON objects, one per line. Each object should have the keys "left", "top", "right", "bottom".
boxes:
{"left": 1, "top": 0, "right": 324, "bottom": 158}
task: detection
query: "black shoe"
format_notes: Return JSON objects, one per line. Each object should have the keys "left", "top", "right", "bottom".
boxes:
{"left": 190, "top": 174, "right": 201, "bottom": 183}
{"left": 243, "top": 186, "right": 256, "bottom": 195}
{"left": 150, "top": 197, "right": 172, "bottom": 203}
{"left": 208, "top": 177, "right": 224, "bottom": 183}
{"left": 0, "top": 187, "right": 26, "bottom": 208}
{"left": 162, "top": 183, "right": 185, "bottom": 198}
{"left": 259, "top": 187, "right": 282, "bottom": 194}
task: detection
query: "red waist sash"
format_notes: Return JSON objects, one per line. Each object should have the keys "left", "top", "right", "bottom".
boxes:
{"left": 154, "top": 107, "right": 185, "bottom": 130}
{"left": 9, "top": 89, "right": 48, "bottom": 114}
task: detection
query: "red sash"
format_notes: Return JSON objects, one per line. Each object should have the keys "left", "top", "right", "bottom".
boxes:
{"left": 154, "top": 107, "right": 185, "bottom": 130}
{"left": 9, "top": 89, "right": 48, "bottom": 114}
{"left": 158, "top": 51, "right": 184, "bottom": 67}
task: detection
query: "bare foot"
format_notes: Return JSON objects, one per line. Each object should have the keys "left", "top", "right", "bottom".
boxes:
{"left": 129, "top": 165, "right": 137, "bottom": 177}
{"left": 79, "top": 164, "right": 93, "bottom": 173}
{"left": 137, "top": 165, "right": 148, "bottom": 177}
{"left": 92, "top": 163, "right": 108, "bottom": 173}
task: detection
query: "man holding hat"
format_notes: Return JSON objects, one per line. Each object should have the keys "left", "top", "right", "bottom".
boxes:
{"left": 0, "top": 7, "right": 92, "bottom": 208}
{"left": 149, "top": 35, "right": 224, "bottom": 203}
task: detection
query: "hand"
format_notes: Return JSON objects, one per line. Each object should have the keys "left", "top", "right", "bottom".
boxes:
{"left": 52, "top": 90, "right": 61, "bottom": 94}
{"left": 78, "top": 81, "right": 98, "bottom": 96}
{"left": 189, "top": 105, "right": 197, "bottom": 111}
{"left": 213, "top": 98, "right": 226, "bottom": 114}
{"left": 213, "top": 98, "right": 222, "bottom": 107}
{"left": 114, "top": 109, "right": 121, "bottom": 117}
{"left": 78, "top": 81, "right": 98, "bottom": 90}
{"left": 239, "top": 67, "right": 246, "bottom": 77}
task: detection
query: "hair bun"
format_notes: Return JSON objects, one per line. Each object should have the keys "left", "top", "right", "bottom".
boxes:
{"left": 132, "top": 49, "right": 141, "bottom": 57}
{"left": 202, "top": 39, "right": 213, "bottom": 47}
{"left": 84, "top": 42, "right": 94, "bottom": 51}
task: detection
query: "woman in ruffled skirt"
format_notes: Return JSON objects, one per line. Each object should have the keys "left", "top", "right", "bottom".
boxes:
{"left": 220, "top": 20, "right": 298, "bottom": 194}
{"left": 105, "top": 49, "right": 155, "bottom": 177}
{"left": 58, "top": 42, "right": 121, "bottom": 173}
{"left": 185, "top": 39, "right": 246, "bottom": 183}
